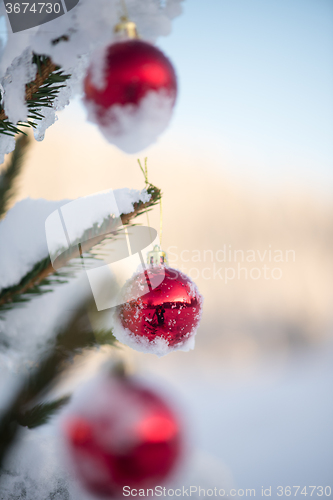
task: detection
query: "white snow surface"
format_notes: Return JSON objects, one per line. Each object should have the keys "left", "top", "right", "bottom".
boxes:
{"left": 0, "top": 0, "right": 183, "bottom": 161}
{"left": 85, "top": 86, "right": 176, "bottom": 154}
{"left": 112, "top": 309, "right": 197, "bottom": 357}
{"left": 0, "top": 368, "right": 234, "bottom": 499}
{"left": 1, "top": 48, "right": 37, "bottom": 124}
{"left": 0, "top": 187, "right": 151, "bottom": 383}
{"left": 0, "top": 187, "right": 152, "bottom": 410}
{"left": 0, "top": 423, "right": 233, "bottom": 500}
{"left": 1, "top": 344, "right": 332, "bottom": 500}
{"left": 0, "top": 187, "right": 150, "bottom": 291}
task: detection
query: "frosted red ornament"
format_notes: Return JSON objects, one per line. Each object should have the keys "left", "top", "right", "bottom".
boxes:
{"left": 62, "top": 375, "right": 182, "bottom": 497}
{"left": 84, "top": 39, "right": 177, "bottom": 153}
{"left": 115, "top": 267, "right": 203, "bottom": 356}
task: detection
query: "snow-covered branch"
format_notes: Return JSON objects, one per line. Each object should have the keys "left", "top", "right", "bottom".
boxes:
{"left": 0, "top": 0, "right": 183, "bottom": 160}
{"left": 0, "top": 184, "right": 161, "bottom": 309}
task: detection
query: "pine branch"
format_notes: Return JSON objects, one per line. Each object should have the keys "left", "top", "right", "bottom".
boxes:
{"left": 0, "top": 297, "right": 121, "bottom": 467}
{"left": 94, "top": 328, "right": 117, "bottom": 346}
{"left": 0, "top": 184, "right": 161, "bottom": 310}
{"left": 11, "top": 331, "right": 117, "bottom": 432}
{"left": 16, "top": 396, "right": 70, "bottom": 429}
{"left": 0, "top": 258, "right": 70, "bottom": 311}
{"left": 0, "top": 135, "right": 30, "bottom": 218}
{"left": 13, "top": 329, "right": 117, "bottom": 430}
{"left": 0, "top": 303, "right": 96, "bottom": 467}
{"left": 0, "top": 55, "right": 71, "bottom": 137}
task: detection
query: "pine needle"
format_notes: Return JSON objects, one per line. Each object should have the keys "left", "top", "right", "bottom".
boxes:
{"left": 0, "top": 305, "right": 119, "bottom": 466}
{"left": 0, "top": 304, "right": 94, "bottom": 467}
{"left": 17, "top": 396, "right": 70, "bottom": 429}
{"left": 0, "top": 55, "right": 71, "bottom": 138}
{"left": 0, "top": 184, "right": 161, "bottom": 311}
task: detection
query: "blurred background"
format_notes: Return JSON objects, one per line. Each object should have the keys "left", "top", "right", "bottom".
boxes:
{"left": 8, "top": 0, "right": 333, "bottom": 495}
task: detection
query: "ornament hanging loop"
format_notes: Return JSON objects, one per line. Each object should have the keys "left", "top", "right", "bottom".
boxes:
{"left": 137, "top": 158, "right": 168, "bottom": 267}
{"left": 137, "top": 157, "right": 149, "bottom": 185}
{"left": 159, "top": 197, "right": 163, "bottom": 246}
{"left": 114, "top": 16, "right": 139, "bottom": 39}
{"left": 115, "top": 0, "right": 139, "bottom": 39}
{"left": 147, "top": 244, "right": 168, "bottom": 267}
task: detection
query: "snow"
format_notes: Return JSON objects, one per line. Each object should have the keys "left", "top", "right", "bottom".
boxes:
{"left": 0, "top": 187, "right": 150, "bottom": 291}
{"left": 33, "top": 107, "right": 58, "bottom": 142}
{"left": 0, "top": 425, "right": 233, "bottom": 499}
{"left": 33, "top": 56, "right": 88, "bottom": 143}
{"left": 1, "top": 342, "right": 332, "bottom": 499}
{"left": 0, "top": 197, "right": 70, "bottom": 290}
{"left": 87, "top": 46, "right": 108, "bottom": 91}
{"left": 0, "top": 425, "right": 72, "bottom": 500}
{"left": 85, "top": 89, "right": 176, "bottom": 154}
{"left": 0, "top": 186, "right": 152, "bottom": 390}
{"left": 0, "top": 0, "right": 183, "bottom": 161}
{"left": 1, "top": 48, "right": 36, "bottom": 124}
{"left": 46, "top": 189, "right": 122, "bottom": 265}
{"left": 112, "top": 310, "right": 196, "bottom": 357}
{"left": 0, "top": 366, "right": 235, "bottom": 499}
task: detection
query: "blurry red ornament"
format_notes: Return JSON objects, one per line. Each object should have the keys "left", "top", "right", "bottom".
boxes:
{"left": 84, "top": 39, "right": 177, "bottom": 110}
{"left": 116, "top": 267, "right": 203, "bottom": 354}
{"left": 63, "top": 376, "right": 182, "bottom": 497}
{"left": 83, "top": 40, "right": 177, "bottom": 152}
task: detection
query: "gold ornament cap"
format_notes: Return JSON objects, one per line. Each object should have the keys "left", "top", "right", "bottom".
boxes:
{"left": 114, "top": 16, "right": 139, "bottom": 39}
{"left": 147, "top": 244, "right": 168, "bottom": 266}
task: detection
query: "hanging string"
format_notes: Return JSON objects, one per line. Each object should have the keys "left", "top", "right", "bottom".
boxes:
{"left": 115, "top": 0, "right": 138, "bottom": 38}
{"left": 159, "top": 197, "right": 163, "bottom": 246}
{"left": 137, "top": 158, "right": 167, "bottom": 266}
{"left": 137, "top": 157, "right": 153, "bottom": 243}
{"left": 120, "top": 0, "right": 129, "bottom": 18}
{"left": 137, "top": 157, "right": 149, "bottom": 185}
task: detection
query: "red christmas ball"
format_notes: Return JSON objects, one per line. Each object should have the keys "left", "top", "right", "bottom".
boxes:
{"left": 115, "top": 267, "right": 203, "bottom": 355}
{"left": 84, "top": 39, "right": 177, "bottom": 110}
{"left": 84, "top": 40, "right": 177, "bottom": 153}
{"left": 62, "top": 376, "right": 182, "bottom": 497}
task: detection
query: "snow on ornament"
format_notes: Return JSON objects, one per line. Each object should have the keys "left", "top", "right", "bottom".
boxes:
{"left": 113, "top": 246, "right": 203, "bottom": 357}
{"left": 61, "top": 373, "right": 183, "bottom": 497}
{"left": 83, "top": 38, "right": 178, "bottom": 153}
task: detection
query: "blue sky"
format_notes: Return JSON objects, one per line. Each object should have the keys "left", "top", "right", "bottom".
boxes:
{"left": 155, "top": 0, "right": 333, "bottom": 192}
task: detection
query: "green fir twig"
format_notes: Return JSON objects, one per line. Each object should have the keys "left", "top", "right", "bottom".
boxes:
{"left": 93, "top": 329, "right": 117, "bottom": 346}
{"left": 0, "top": 184, "right": 161, "bottom": 311}
{"left": 0, "top": 55, "right": 71, "bottom": 138}
{"left": 0, "top": 304, "right": 94, "bottom": 468}
{"left": 0, "top": 299, "right": 120, "bottom": 468}
{"left": 17, "top": 396, "right": 70, "bottom": 429}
